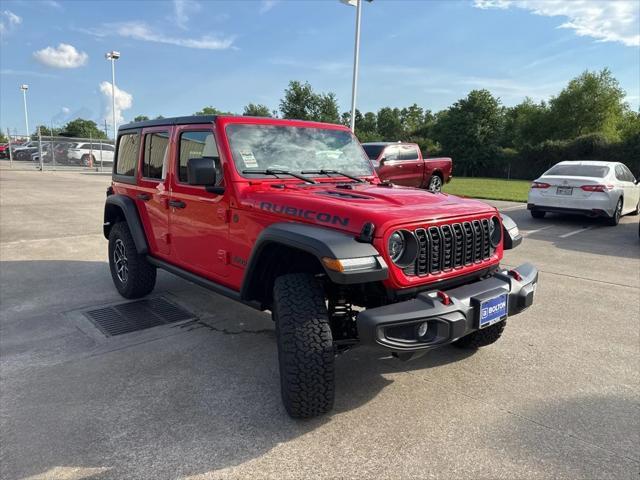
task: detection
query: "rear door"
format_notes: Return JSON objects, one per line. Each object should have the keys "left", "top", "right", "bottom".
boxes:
{"left": 137, "top": 127, "right": 172, "bottom": 257}
{"left": 397, "top": 145, "right": 423, "bottom": 187}
{"left": 168, "top": 126, "right": 229, "bottom": 279}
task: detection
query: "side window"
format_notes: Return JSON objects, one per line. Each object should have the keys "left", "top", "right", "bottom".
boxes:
{"left": 115, "top": 133, "right": 140, "bottom": 177}
{"left": 178, "top": 131, "right": 221, "bottom": 185}
{"left": 103, "top": 144, "right": 115, "bottom": 152}
{"left": 143, "top": 131, "right": 169, "bottom": 180}
{"left": 384, "top": 145, "right": 399, "bottom": 161}
{"left": 622, "top": 165, "right": 636, "bottom": 183}
{"left": 615, "top": 165, "right": 626, "bottom": 181}
{"left": 399, "top": 145, "right": 419, "bottom": 161}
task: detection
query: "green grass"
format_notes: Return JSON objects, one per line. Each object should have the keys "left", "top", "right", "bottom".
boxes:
{"left": 443, "top": 177, "right": 531, "bottom": 203}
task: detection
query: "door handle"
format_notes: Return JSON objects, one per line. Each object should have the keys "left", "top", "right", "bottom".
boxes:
{"left": 137, "top": 193, "right": 151, "bottom": 201}
{"left": 168, "top": 199, "right": 186, "bottom": 209}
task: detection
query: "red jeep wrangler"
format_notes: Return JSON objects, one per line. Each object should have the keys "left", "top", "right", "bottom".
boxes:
{"left": 104, "top": 115, "right": 537, "bottom": 418}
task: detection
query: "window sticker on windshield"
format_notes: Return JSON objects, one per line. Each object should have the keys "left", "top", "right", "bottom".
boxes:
{"left": 239, "top": 150, "right": 258, "bottom": 168}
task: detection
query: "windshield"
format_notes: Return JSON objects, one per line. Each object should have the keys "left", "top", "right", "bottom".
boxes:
{"left": 226, "top": 124, "right": 374, "bottom": 178}
{"left": 545, "top": 164, "right": 609, "bottom": 178}
{"left": 362, "top": 144, "right": 385, "bottom": 160}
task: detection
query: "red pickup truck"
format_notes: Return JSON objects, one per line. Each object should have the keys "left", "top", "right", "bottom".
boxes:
{"left": 362, "top": 142, "right": 452, "bottom": 192}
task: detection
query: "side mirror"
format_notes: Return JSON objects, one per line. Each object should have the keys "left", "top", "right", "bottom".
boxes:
{"left": 378, "top": 157, "right": 386, "bottom": 166}
{"left": 187, "top": 157, "right": 224, "bottom": 194}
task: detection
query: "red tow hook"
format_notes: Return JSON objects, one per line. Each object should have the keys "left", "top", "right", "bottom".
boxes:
{"left": 436, "top": 290, "right": 452, "bottom": 305}
{"left": 508, "top": 269, "right": 523, "bottom": 281}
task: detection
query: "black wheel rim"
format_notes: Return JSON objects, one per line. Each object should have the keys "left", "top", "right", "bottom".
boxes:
{"left": 113, "top": 238, "right": 128, "bottom": 283}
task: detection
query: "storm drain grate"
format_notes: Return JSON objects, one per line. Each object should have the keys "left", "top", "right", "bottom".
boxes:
{"left": 85, "top": 297, "right": 195, "bottom": 336}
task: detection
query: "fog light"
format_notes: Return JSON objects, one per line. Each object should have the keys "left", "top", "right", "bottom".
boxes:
{"left": 417, "top": 322, "right": 429, "bottom": 338}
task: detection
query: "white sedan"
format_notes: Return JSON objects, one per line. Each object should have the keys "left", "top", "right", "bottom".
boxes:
{"left": 527, "top": 161, "right": 640, "bottom": 226}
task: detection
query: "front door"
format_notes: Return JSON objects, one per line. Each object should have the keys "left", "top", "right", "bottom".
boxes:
{"left": 168, "top": 126, "right": 229, "bottom": 279}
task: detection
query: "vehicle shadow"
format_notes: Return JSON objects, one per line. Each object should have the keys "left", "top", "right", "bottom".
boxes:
{"left": 0, "top": 259, "right": 476, "bottom": 480}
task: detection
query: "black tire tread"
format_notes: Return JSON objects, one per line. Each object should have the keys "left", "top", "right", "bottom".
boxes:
{"left": 108, "top": 222, "right": 156, "bottom": 299}
{"left": 273, "top": 273, "right": 334, "bottom": 419}
{"left": 453, "top": 320, "right": 506, "bottom": 349}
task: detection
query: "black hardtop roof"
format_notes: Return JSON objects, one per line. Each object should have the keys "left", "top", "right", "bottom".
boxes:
{"left": 119, "top": 115, "right": 218, "bottom": 131}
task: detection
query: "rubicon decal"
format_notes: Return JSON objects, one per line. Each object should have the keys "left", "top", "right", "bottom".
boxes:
{"left": 259, "top": 202, "right": 349, "bottom": 226}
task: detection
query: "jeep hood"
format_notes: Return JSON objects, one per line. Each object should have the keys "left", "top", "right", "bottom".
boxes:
{"left": 239, "top": 182, "right": 497, "bottom": 235}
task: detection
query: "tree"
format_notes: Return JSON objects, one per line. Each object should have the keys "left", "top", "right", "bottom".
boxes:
{"left": 376, "top": 107, "right": 403, "bottom": 140}
{"left": 279, "top": 80, "right": 340, "bottom": 123}
{"left": 502, "top": 98, "right": 551, "bottom": 149}
{"left": 279, "top": 81, "right": 318, "bottom": 121}
{"left": 134, "top": 115, "right": 150, "bottom": 122}
{"left": 243, "top": 103, "right": 272, "bottom": 117}
{"left": 433, "top": 89, "right": 503, "bottom": 176}
{"left": 400, "top": 104, "right": 424, "bottom": 136}
{"left": 316, "top": 92, "right": 340, "bottom": 124}
{"left": 0, "top": 130, "right": 7, "bottom": 143}
{"left": 194, "top": 106, "right": 231, "bottom": 116}
{"left": 59, "top": 119, "right": 107, "bottom": 139}
{"left": 549, "top": 68, "right": 627, "bottom": 141}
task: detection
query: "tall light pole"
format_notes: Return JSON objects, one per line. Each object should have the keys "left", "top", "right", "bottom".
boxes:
{"left": 20, "top": 84, "right": 29, "bottom": 137}
{"left": 105, "top": 51, "right": 120, "bottom": 139}
{"left": 341, "top": 0, "right": 372, "bottom": 132}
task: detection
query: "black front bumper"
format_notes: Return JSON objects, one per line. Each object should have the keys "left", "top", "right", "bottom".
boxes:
{"left": 357, "top": 263, "right": 538, "bottom": 352}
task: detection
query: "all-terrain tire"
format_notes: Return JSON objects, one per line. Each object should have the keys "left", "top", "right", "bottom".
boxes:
{"left": 531, "top": 210, "right": 545, "bottom": 219}
{"left": 272, "top": 273, "right": 334, "bottom": 419}
{"left": 108, "top": 222, "right": 156, "bottom": 299}
{"left": 453, "top": 320, "right": 506, "bottom": 349}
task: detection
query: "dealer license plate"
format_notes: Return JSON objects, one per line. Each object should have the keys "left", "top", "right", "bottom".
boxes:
{"left": 557, "top": 186, "right": 573, "bottom": 195}
{"left": 479, "top": 293, "right": 508, "bottom": 328}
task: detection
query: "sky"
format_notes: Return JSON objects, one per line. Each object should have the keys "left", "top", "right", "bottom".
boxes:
{"left": 0, "top": 0, "right": 638, "bottom": 136}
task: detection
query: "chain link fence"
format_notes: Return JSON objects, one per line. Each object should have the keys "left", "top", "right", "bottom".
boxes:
{"left": 2, "top": 129, "right": 115, "bottom": 172}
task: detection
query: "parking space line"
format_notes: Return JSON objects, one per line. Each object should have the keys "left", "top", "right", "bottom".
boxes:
{"left": 499, "top": 205, "right": 527, "bottom": 212}
{"left": 521, "top": 225, "right": 554, "bottom": 236}
{"left": 559, "top": 226, "right": 593, "bottom": 238}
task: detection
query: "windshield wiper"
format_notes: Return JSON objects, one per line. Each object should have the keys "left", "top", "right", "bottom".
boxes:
{"left": 242, "top": 169, "right": 316, "bottom": 184}
{"left": 301, "top": 169, "right": 365, "bottom": 183}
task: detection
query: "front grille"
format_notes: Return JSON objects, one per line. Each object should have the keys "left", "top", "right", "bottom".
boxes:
{"left": 405, "top": 219, "right": 493, "bottom": 276}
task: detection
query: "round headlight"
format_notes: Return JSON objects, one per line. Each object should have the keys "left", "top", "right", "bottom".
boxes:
{"left": 388, "top": 231, "right": 405, "bottom": 263}
{"left": 387, "top": 230, "right": 419, "bottom": 267}
{"left": 489, "top": 216, "right": 502, "bottom": 247}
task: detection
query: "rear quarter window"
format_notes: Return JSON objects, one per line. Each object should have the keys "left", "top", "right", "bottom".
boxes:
{"left": 115, "top": 133, "right": 140, "bottom": 177}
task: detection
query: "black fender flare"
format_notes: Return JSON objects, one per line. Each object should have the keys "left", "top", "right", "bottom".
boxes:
{"left": 240, "top": 222, "right": 388, "bottom": 301}
{"left": 500, "top": 213, "right": 522, "bottom": 250}
{"left": 103, "top": 194, "right": 149, "bottom": 254}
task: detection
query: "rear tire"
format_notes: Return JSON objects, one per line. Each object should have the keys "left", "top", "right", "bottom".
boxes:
{"left": 108, "top": 222, "right": 156, "bottom": 299}
{"left": 605, "top": 198, "right": 623, "bottom": 226}
{"left": 453, "top": 320, "right": 506, "bottom": 349}
{"left": 81, "top": 154, "right": 96, "bottom": 167}
{"left": 531, "top": 210, "right": 545, "bottom": 219}
{"left": 272, "top": 273, "right": 334, "bottom": 419}
{"left": 426, "top": 174, "right": 443, "bottom": 192}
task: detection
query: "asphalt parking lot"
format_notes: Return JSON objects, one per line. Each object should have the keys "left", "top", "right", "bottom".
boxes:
{"left": 1, "top": 166, "right": 638, "bottom": 480}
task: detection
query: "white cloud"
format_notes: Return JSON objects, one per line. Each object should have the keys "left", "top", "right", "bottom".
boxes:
{"left": 473, "top": 0, "right": 640, "bottom": 47}
{"left": 42, "top": 0, "right": 62, "bottom": 8}
{"left": 0, "top": 10, "right": 22, "bottom": 35}
{"left": 173, "top": 0, "right": 201, "bottom": 29}
{"left": 100, "top": 81, "right": 133, "bottom": 127}
{"left": 109, "top": 21, "right": 234, "bottom": 50}
{"left": 61, "top": 107, "right": 70, "bottom": 114}
{"left": 260, "top": 0, "right": 279, "bottom": 14}
{"left": 33, "top": 43, "right": 88, "bottom": 69}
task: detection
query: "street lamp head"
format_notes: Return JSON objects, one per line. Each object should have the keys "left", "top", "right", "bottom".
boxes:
{"left": 20, "top": 84, "right": 29, "bottom": 91}
{"left": 105, "top": 51, "right": 121, "bottom": 60}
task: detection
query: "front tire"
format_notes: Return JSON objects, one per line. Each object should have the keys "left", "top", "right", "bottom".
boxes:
{"left": 453, "top": 320, "right": 506, "bottom": 349}
{"left": 531, "top": 210, "right": 545, "bottom": 219}
{"left": 605, "top": 198, "right": 623, "bottom": 226}
{"left": 108, "top": 222, "right": 156, "bottom": 299}
{"left": 272, "top": 273, "right": 334, "bottom": 419}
